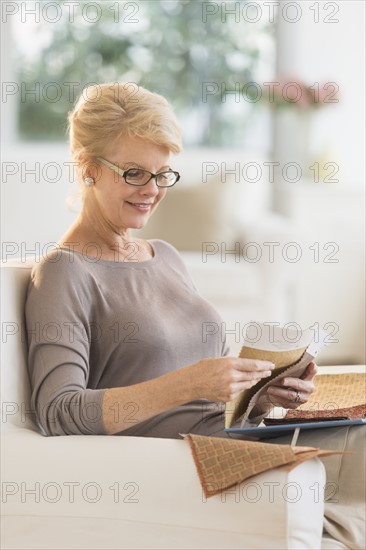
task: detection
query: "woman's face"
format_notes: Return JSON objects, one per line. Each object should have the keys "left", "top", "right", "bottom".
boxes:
{"left": 88, "top": 136, "right": 172, "bottom": 232}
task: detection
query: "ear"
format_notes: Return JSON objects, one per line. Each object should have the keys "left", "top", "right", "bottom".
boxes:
{"left": 79, "top": 155, "right": 101, "bottom": 181}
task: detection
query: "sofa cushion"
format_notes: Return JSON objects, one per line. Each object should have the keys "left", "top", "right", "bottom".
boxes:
{"left": 132, "top": 174, "right": 238, "bottom": 251}
{"left": 1, "top": 428, "right": 326, "bottom": 549}
{"left": 1, "top": 260, "right": 38, "bottom": 431}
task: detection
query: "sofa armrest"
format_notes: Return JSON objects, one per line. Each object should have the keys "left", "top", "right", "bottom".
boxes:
{"left": 1, "top": 427, "right": 325, "bottom": 549}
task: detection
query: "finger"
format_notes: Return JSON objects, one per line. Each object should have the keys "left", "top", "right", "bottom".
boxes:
{"left": 229, "top": 379, "right": 264, "bottom": 400}
{"left": 278, "top": 377, "right": 315, "bottom": 393}
{"left": 265, "top": 390, "right": 290, "bottom": 408}
{"left": 235, "top": 359, "right": 275, "bottom": 372}
{"left": 267, "top": 387, "right": 309, "bottom": 407}
{"left": 268, "top": 386, "right": 310, "bottom": 401}
{"left": 234, "top": 369, "right": 274, "bottom": 382}
{"left": 239, "top": 370, "right": 272, "bottom": 382}
{"left": 301, "top": 361, "right": 318, "bottom": 381}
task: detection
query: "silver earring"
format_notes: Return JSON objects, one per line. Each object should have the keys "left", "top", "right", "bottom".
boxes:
{"left": 84, "top": 177, "right": 95, "bottom": 186}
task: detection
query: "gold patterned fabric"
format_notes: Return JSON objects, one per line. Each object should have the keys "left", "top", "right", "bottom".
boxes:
{"left": 288, "top": 373, "right": 366, "bottom": 415}
{"left": 257, "top": 373, "right": 366, "bottom": 422}
{"left": 182, "top": 433, "right": 346, "bottom": 498}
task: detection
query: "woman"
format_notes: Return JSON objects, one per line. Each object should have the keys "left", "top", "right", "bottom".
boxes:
{"left": 25, "top": 83, "right": 365, "bottom": 549}
{"left": 25, "top": 82, "right": 317, "bottom": 438}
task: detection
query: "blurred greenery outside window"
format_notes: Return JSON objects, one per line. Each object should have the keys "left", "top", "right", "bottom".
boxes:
{"left": 15, "top": 0, "right": 275, "bottom": 146}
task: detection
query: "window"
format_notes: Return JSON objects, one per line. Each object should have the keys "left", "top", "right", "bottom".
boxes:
{"left": 13, "top": 0, "right": 275, "bottom": 147}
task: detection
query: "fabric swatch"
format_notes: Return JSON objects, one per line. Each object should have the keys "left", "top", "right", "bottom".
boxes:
{"left": 182, "top": 433, "right": 348, "bottom": 498}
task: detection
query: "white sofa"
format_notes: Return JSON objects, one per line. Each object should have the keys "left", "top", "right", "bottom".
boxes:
{"left": 1, "top": 258, "right": 360, "bottom": 550}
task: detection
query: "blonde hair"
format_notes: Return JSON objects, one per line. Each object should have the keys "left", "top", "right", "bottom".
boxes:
{"left": 67, "top": 82, "right": 182, "bottom": 186}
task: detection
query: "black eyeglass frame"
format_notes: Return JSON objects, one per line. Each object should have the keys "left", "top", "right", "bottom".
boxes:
{"left": 97, "top": 157, "right": 180, "bottom": 187}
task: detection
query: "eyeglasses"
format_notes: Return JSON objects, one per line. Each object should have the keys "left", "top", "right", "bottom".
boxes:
{"left": 97, "top": 157, "right": 180, "bottom": 188}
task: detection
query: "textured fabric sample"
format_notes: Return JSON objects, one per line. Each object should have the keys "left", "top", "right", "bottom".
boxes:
{"left": 182, "top": 433, "right": 346, "bottom": 498}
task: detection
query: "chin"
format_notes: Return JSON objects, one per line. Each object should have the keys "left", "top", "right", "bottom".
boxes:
{"left": 130, "top": 216, "right": 151, "bottom": 230}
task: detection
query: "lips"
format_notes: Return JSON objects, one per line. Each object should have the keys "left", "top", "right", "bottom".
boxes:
{"left": 126, "top": 201, "right": 153, "bottom": 211}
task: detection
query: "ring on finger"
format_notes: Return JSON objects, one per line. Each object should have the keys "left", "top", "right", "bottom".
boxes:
{"left": 294, "top": 390, "right": 301, "bottom": 403}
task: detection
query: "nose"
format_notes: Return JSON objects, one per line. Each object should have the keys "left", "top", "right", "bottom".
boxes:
{"left": 138, "top": 177, "right": 160, "bottom": 197}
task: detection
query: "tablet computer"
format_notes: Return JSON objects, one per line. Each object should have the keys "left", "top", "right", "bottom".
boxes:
{"left": 225, "top": 418, "right": 366, "bottom": 440}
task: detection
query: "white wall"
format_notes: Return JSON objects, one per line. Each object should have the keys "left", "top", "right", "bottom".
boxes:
{"left": 270, "top": 1, "right": 365, "bottom": 364}
{"left": 1, "top": 18, "right": 17, "bottom": 144}
{"left": 275, "top": 0, "right": 365, "bottom": 187}
{"left": 1, "top": 143, "right": 79, "bottom": 259}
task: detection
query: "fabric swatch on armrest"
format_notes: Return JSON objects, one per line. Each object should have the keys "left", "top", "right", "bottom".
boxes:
{"left": 181, "top": 433, "right": 347, "bottom": 498}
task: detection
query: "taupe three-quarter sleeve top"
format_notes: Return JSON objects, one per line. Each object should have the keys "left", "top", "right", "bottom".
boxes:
{"left": 25, "top": 239, "right": 230, "bottom": 437}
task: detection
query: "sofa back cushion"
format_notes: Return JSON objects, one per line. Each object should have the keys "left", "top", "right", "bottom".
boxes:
{"left": 1, "top": 259, "right": 38, "bottom": 431}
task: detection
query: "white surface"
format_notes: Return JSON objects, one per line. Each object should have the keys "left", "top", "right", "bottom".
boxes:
{"left": 1, "top": 427, "right": 326, "bottom": 550}
{"left": 275, "top": 0, "right": 365, "bottom": 187}
{"left": 238, "top": 207, "right": 365, "bottom": 365}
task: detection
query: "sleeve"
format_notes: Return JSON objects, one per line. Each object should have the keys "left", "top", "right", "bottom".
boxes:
{"left": 24, "top": 254, "right": 108, "bottom": 436}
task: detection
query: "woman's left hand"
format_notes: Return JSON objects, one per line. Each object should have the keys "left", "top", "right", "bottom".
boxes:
{"left": 266, "top": 361, "right": 318, "bottom": 409}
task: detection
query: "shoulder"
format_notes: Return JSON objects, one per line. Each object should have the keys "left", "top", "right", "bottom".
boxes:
{"left": 25, "top": 248, "right": 96, "bottom": 319}
{"left": 30, "top": 247, "right": 85, "bottom": 276}
{"left": 28, "top": 247, "right": 91, "bottom": 297}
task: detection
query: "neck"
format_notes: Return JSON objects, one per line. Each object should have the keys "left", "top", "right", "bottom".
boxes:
{"left": 76, "top": 199, "right": 132, "bottom": 253}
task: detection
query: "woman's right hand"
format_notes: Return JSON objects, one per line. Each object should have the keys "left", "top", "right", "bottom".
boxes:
{"left": 186, "top": 357, "right": 275, "bottom": 402}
